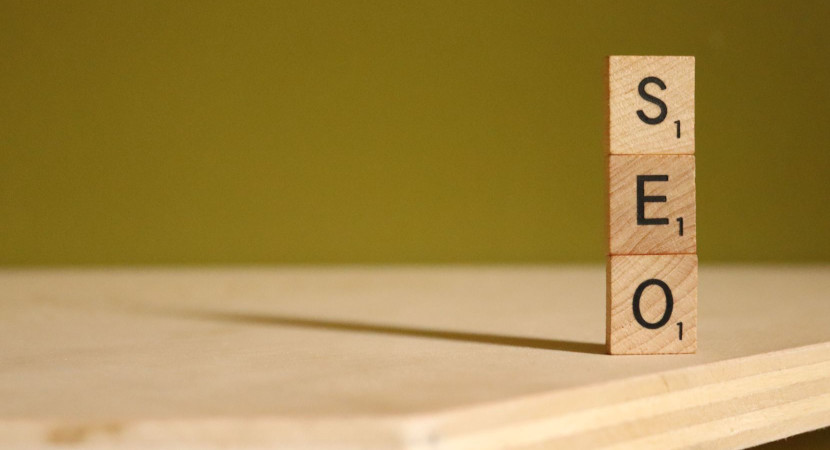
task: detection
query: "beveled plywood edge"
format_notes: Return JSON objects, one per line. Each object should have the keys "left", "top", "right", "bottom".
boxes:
{"left": 404, "top": 341, "right": 830, "bottom": 450}
{"left": 2, "top": 342, "right": 828, "bottom": 449}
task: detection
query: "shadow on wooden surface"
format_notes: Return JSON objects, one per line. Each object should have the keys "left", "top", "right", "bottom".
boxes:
{"left": 172, "top": 309, "right": 606, "bottom": 355}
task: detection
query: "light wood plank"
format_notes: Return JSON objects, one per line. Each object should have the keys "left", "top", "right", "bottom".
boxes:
{"left": 1, "top": 267, "right": 828, "bottom": 448}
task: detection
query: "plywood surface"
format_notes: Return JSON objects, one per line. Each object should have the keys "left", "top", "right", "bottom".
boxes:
{"left": 1, "top": 266, "right": 829, "bottom": 449}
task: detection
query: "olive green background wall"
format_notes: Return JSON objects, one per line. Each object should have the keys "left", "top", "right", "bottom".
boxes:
{"left": 1, "top": 1, "right": 828, "bottom": 265}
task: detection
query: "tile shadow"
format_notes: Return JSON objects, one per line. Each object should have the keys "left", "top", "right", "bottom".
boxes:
{"left": 175, "top": 309, "right": 606, "bottom": 355}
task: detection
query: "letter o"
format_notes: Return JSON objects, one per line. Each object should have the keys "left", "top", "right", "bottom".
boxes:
{"left": 632, "top": 278, "right": 673, "bottom": 329}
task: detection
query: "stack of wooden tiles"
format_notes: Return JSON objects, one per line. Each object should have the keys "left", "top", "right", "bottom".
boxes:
{"left": 606, "top": 56, "right": 697, "bottom": 355}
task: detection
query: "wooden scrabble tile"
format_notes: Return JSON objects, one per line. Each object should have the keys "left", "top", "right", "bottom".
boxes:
{"left": 606, "top": 254, "right": 697, "bottom": 355}
{"left": 608, "top": 56, "right": 694, "bottom": 155}
{"left": 608, "top": 155, "right": 696, "bottom": 255}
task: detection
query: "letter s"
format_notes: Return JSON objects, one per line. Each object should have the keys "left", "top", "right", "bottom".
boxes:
{"left": 636, "top": 76, "right": 668, "bottom": 125}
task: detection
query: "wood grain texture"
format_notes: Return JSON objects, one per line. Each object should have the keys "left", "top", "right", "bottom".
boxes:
{"left": 608, "top": 155, "right": 696, "bottom": 255}
{"left": 607, "top": 255, "right": 697, "bottom": 355}
{"left": 608, "top": 55, "right": 695, "bottom": 155}
{"left": 1, "top": 267, "right": 829, "bottom": 449}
